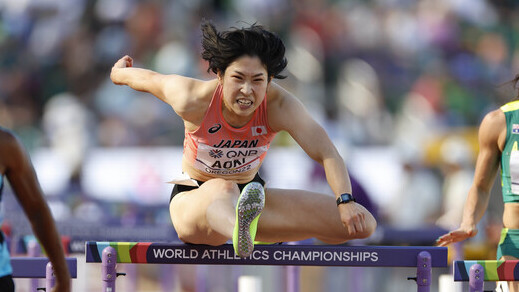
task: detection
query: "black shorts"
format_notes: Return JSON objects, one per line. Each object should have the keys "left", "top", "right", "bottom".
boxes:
{"left": 169, "top": 173, "right": 265, "bottom": 203}
{"left": 0, "top": 275, "right": 14, "bottom": 292}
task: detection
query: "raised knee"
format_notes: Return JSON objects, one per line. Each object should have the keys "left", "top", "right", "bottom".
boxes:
{"left": 353, "top": 224, "right": 376, "bottom": 240}
{"left": 351, "top": 219, "right": 377, "bottom": 240}
{"left": 174, "top": 223, "right": 196, "bottom": 244}
{"left": 348, "top": 209, "right": 377, "bottom": 240}
{"left": 176, "top": 231, "right": 192, "bottom": 244}
{"left": 327, "top": 220, "right": 377, "bottom": 244}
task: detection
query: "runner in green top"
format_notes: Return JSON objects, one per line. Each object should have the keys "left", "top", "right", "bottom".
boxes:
{"left": 500, "top": 100, "right": 519, "bottom": 204}
{"left": 437, "top": 75, "right": 519, "bottom": 291}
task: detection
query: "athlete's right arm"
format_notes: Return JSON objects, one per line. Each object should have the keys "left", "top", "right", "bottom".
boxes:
{"left": 436, "top": 109, "right": 504, "bottom": 246}
{"left": 110, "top": 55, "right": 194, "bottom": 107}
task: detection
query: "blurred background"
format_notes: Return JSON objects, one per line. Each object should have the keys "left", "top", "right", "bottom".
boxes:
{"left": 0, "top": 0, "right": 518, "bottom": 291}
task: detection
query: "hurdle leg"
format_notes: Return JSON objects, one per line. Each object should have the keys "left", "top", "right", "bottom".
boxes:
{"left": 28, "top": 239, "right": 41, "bottom": 291}
{"left": 196, "top": 265, "right": 208, "bottom": 292}
{"left": 46, "top": 262, "right": 55, "bottom": 291}
{"left": 238, "top": 275, "right": 262, "bottom": 292}
{"left": 468, "top": 264, "right": 484, "bottom": 292}
{"left": 232, "top": 265, "right": 242, "bottom": 292}
{"left": 121, "top": 264, "right": 137, "bottom": 292}
{"left": 286, "top": 266, "right": 300, "bottom": 292}
{"left": 102, "top": 246, "right": 117, "bottom": 292}
{"left": 416, "top": 251, "right": 432, "bottom": 292}
{"left": 160, "top": 264, "right": 175, "bottom": 291}
{"left": 286, "top": 241, "right": 301, "bottom": 292}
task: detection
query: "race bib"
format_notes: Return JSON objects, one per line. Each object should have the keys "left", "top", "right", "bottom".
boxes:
{"left": 193, "top": 143, "right": 268, "bottom": 176}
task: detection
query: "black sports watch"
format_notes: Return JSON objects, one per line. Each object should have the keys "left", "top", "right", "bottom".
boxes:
{"left": 336, "top": 193, "right": 356, "bottom": 206}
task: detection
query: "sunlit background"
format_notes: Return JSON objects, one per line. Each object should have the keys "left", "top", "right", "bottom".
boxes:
{"left": 0, "top": 0, "right": 518, "bottom": 291}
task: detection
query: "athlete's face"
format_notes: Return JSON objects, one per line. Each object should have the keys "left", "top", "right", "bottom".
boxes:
{"left": 218, "top": 55, "right": 270, "bottom": 126}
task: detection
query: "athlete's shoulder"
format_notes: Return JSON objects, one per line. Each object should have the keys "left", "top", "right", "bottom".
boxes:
{"left": 0, "top": 128, "right": 24, "bottom": 171}
{"left": 479, "top": 108, "right": 506, "bottom": 148}
{"left": 0, "top": 128, "right": 18, "bottom": 150}
{"left": 172, "top": 79, "right": 219, "bottom": 127}
{"left": 166, "top": 76, "right": 217, "bottom": 98}
{"left": 171, "top": 79, "right": 218, "bottom": 113}
{"left": 266, "top": 82, "right": 300, "bottom": 108}
{"left": 195, "top": 79, "right": 219, "bottom": 100}
{"left": 500, "top": 99, "right": 519, "bottom": 113}
{"left": 174, "top": 78, "right": 218, "bottom": 106}
{"left": 481, "top": 108, "right": 505, "bottom": 129}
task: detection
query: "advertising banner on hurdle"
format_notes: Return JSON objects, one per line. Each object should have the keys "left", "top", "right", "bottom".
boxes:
{"left": 86, "top": 242, "right": 447, "bottom": 267}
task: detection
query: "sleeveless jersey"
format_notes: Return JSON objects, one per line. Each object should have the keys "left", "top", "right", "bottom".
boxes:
{"left": 183, "top": 84, "right": 277, "bottom": 177}
{"left": 500, "top": 100, "right": 519, "bottom": 202}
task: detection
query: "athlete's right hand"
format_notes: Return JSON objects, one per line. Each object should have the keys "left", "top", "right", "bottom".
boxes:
{"left": 435, "top": 226, "right": 478, "bottom": 247}
{"left": 113, "top": 55, "right": 133, "bottom": 69}
{"left": 111, "top": 55, "right": 133, "bottom": 85}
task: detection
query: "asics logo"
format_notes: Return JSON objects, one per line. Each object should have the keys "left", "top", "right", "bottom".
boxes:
{"left": 209, "top": 149, "right": 224, "bottom": 158}
{"left": 208, "top": 123, "right": 222, "bottom": 134}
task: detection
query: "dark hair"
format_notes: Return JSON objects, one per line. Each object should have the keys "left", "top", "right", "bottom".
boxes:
{"left": 499, "top": 73, "right": 519, "bottom": 100}
{"left": 201, "top": 21, "right": 288, "bottom": 79}
{"left": 514, "top": 74, "right": 519, "bottom": 99}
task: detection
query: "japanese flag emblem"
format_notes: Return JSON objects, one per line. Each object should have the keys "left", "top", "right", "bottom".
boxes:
{"left": 252, "top": 126, "right": 267, "bottom": 136}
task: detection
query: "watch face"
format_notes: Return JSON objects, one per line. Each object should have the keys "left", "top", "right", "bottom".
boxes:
{"left": 337, "top": 194, "right": 355, "bottom": 205}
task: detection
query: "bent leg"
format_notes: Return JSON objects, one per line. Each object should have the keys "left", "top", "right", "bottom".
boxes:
{"left": 169, "top": 179, "right": 240, "bottom": 245}
{"left": 255, "top": 188, "right": 376, "bottom": 244}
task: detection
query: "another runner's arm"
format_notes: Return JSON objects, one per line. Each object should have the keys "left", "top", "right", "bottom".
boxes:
{"left": 460, "top": 110, "right": 504, "bottom": 231}
{"left": 436, "top": 109, "right": 504, "bottom": 247}
{"left": 1, "top": 130, "right": 71, "bottom": 292}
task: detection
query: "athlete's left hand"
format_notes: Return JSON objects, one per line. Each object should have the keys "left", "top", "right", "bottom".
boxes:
{"left": 338, "top": 202, "right": 367, "bottom": 236}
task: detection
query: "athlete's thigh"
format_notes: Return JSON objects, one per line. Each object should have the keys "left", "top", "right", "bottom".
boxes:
{"left": 257, "top": 188, "right": 343, "bottom": 238}
{"left": 169, "top": 179, "right": 240, "bottom": 230}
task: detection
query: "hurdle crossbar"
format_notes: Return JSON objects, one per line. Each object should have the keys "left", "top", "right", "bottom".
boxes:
{"left": 454, "top": 260, "right": 519, "bottom": 282}
{"left": 11, "top": 257, "right": 78, "bottom": 278}
{"left": 86, "top": 242, "right": 447, "bottom": 292}
{"left": 85, "top": 241, "right": 447, "bottom": 267}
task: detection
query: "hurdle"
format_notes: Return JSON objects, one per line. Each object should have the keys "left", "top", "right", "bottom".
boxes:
{"left": 85, "top": 241, "right": 448, "bottom": 292}
{"left": 454, "top": 260, "right": 519, "bottom": 292}
{"left": 11, "top": 257, "right": 77, "bottom": 290}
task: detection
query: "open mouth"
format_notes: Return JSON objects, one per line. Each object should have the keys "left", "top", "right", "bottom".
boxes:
{"left": 237, "top": 99, "right": 252, "bottom": 106}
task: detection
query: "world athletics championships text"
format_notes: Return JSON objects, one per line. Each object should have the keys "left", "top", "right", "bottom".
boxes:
{"left": 152, "top": 248, "right": 379, "bottom": 262}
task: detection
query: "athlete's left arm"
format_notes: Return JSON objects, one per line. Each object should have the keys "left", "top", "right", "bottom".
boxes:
{"left": 268, "top": 84, "right": 376, "bottom": 236}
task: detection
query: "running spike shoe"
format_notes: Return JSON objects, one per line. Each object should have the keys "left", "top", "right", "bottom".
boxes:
{"left": 233, "top": 182, "right": 265, "bottom": 258}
